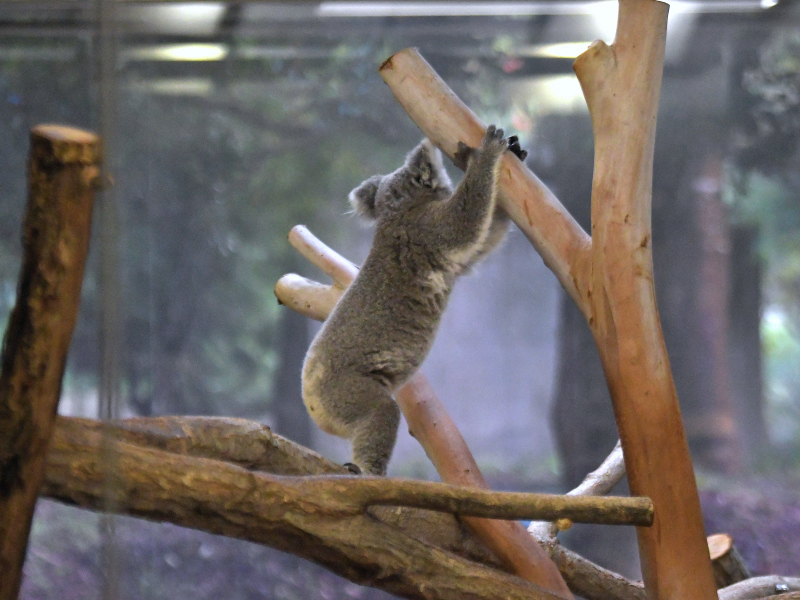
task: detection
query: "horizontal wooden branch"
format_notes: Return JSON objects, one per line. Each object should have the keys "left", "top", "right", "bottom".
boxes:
{"left": 275, "top": 273, "right": 341, "bottom": 321}
{"left": 45, "top": 417, "right": 564, "bottom": 600}
{"left": 57, "top": 417, "right": 655, "bottom": 525}
{"left": 300, "top": 479, "right": 653, "bottom": 525}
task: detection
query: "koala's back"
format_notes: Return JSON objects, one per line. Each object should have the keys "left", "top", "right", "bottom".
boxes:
{"left": 306, "top": 222, "right": 455, "bottom": 394}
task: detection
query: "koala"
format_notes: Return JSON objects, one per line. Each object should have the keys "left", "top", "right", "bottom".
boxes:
{"left": 301, "top": 126, "right": 523, "bottom": 475}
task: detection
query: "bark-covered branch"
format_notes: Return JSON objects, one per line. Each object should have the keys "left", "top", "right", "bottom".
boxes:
{"left": 276, "top": 224, "right": 571, "bottom": 596}
{"left": 718, "top": 576, "right": 800, "bottom": 600}
{"left": 0, "top": 125, "right": 100, "bottom": 600}
{"left": 44, "top": 417, "right": 567, "bottom": 600}
{"left": 52, "top": 416, "right": 503, "bottom": 568}
{"left": 49, "top": 418, "right": 651, "bottom": 526}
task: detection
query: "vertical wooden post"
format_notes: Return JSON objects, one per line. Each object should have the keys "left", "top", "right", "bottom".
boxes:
{"left": 574, "top": 1, "right": 717, "bottom": 597}
{"left": 0, "top": 125, "right": 100, "bottom": 599}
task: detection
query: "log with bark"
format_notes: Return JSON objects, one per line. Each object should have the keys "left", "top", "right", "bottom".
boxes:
{"left": 718, "top": 576, "right": 800, "bottom": 600}
{"left": 42, "top": 416, "right": 651, "bottom": 600}
{"left": 0, "top": 125, "right": 100, "bottom": 600}
{"left": 709, "top": 533, "right": 752, "bottom": 589}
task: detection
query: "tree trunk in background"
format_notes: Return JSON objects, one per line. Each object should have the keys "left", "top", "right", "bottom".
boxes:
{"left": 653, "top": 142, "right": 741, "bottom": 472}
{"left": 728, "top": 225, "right": 767, "bottom": 468}
{"left": 551, "top": 297, "right": 617, "bottom": 489}
{"left": 271, "top": 306, "right": 312, "bottom": 447}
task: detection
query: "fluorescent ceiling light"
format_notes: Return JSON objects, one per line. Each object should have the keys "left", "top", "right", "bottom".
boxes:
{"left": 127, "top": 44, "right": 228, "bottom": 62}
{"left": 522, "top": 42, "right": 593, "bottom": 59}
{"left": 316, "top": 0, "right": 767, "bottom": 18}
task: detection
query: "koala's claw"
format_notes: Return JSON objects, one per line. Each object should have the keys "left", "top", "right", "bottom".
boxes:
{"left": 507, "top": 135, "right": 528, "bottom": 162}
{"left": 344, "top": 462, "right": 362, "bottom": 475}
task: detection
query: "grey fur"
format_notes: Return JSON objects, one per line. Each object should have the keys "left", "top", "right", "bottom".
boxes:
{"left": 301, "top": 126, "right": 510, "bottom": 475}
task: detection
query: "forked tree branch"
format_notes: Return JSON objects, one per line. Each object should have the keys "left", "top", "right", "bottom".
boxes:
{"left": 575, "top": 2, "right": 717, "bottom": 596}
{"left": 380, "top": 2, "right": 717, "bottom": 596}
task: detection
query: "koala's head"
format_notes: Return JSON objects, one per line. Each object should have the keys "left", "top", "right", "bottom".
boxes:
{"left": 348, "top": 139, "right": 453, "bottom": 221}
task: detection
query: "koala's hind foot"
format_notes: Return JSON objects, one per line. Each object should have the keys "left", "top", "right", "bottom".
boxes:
{"left": 349, "top": 388, "right": 401, "bottom": 476}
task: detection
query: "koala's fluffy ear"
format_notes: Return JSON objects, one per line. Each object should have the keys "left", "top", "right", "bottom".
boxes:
{"left": 348, "top": 174, "right": 383, "bottom": 220}
{"left": 406, "top": 139, "right": 446, "bottom": 189}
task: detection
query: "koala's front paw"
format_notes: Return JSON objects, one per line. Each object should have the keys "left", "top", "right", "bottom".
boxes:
{"left": 481, "top": 125, "right": 507, "bottom": 161}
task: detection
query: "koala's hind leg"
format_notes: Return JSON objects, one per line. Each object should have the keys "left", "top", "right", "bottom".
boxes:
{"left": 347, "top": 381, "right": 401, "bottom": 475}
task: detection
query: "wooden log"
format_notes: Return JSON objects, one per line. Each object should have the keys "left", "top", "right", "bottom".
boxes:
{"left": 709, "top": 533, "right": 752, "bottom": 588}
{"left": 43, "top": 418, "right": 568, "bottom": 600}
{"left": 52, "top": 415, "right": 504, "bottom": 571}
{"left": 0, "top": 125, "right": 100, "bottom": 600}
{"left": 277, "top": 225, "right": 572, "bottom": 597}
{"left": 718, "top": 576, "right": 800, "bottom": 600}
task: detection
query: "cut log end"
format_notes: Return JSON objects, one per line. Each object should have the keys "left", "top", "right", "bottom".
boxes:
{"left": 31, "top": 124, "right": 101, "bottom": 165}
{"left": 708, "top": 533, "right": 752, "bottom": 589}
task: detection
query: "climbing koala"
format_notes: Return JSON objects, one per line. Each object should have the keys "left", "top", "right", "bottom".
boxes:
{"left": 301, "top": 126, "right": 523, "bottom": 475}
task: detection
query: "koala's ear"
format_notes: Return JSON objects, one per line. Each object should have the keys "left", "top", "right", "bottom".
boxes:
{"left": 348, "top": 174, "right": 383, "bottom": 220}
{"left": 405, "top": 139, "right": 444, "bottom": 188}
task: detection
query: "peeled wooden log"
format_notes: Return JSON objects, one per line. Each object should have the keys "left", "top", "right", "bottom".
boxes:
{"left": 0, "top": 125, "right": 100, "bottom": 600}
